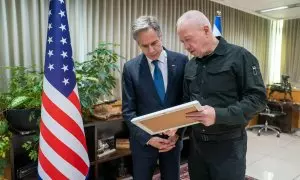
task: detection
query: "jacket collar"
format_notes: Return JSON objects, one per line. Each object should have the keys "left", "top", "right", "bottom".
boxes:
{"left": 213, "top": 36, "right": 227, "bottom": 56}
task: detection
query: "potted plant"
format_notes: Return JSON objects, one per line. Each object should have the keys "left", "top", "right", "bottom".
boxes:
{"left": 0, "top": 117, "right": 11, "bottom": 179}
{"left": 75, "top": 42, "right": 122, "bottom": 117}
{"left": 22, "top": 42, "right": 123, "bottom": 161}
{"left": 0, "top": 66, "right": 43, "bottom": 132}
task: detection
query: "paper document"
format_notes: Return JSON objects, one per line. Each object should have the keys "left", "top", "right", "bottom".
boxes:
{"left": 131, "top": 100, "right": 201, "bottom": 135}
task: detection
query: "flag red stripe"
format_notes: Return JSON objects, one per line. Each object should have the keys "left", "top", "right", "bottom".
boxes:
{"left": 38, "top": 146, "right": 68, "bottom": 180}
{"left": 40, "top": 120, "right": 89, "bottom": 175}
{"left": 42, "top": 92, "right": 88, "bottom": 150}
{"left": 68, "top": 91, "right": 81, "bottom": 112}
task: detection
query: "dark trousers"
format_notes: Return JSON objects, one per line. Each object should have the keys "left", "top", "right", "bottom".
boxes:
{"left": 132, "top": 141, "right": 182, "bottom": 180}
{"left": 188, "top": 131, "right": 247, "bottom": 180}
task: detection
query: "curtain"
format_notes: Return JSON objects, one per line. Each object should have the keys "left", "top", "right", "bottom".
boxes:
{"left": 0, "top": 0, "right": 270, "bottom": 98}
{"left": 281, "top": 18, "right": 300, "bottom": 88}
{"left": 268, "top": 20, "right": 283, "bottom": 84}
{"left": 222, "top": 8, "right": 270, "bottom": 82}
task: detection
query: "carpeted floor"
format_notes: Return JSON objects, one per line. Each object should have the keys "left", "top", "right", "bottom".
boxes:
{"left": 152, "top": 163, "right": 257, "bottom": 180}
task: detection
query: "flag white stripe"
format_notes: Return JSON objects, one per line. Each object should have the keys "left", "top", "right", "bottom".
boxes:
{"left": 74, "top": 84, "right": 79, "bottom": 98}
{"left": 213, "top": 24, "right": 221, "bottom": 36}
{"left": 39, "top": 135, "right": 85, "bottom": 179}
{"left": 41, "top": 106, "right": 89, "bottom": 165}
{"left": 38, "top": 157, "right": 51, "bottom": 180}
{"left": 43, "top": 77, "right": 84, "bottom": 131}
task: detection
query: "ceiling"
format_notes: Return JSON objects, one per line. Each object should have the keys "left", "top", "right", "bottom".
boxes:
{"left": 210, "top": 0, "right": 300, "bottom": 20}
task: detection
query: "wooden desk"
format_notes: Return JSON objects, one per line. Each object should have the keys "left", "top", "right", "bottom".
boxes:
{"left": 262, "top": 88, "right": 300, "bottom": 129}
{"left": 267, "top": 88, "right": 300, "bottom": 102}
{"left": 292, "top": 104, "right": 300, "bottom": 128}
{"left": 248, "top": 115, "right": 258, "bottom": 127}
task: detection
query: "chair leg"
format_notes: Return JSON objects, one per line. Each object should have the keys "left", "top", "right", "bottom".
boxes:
{"left": 256, "top": 125, "right": 280, "bottom": 137}
{"left": 268, "top": 125, "right": 281, "bottom": 132}
{"left": 257, "top": 126, "right": 266, "bottom": 136}
{"left": 246, "top": 125, "right": 265, "bottom": 130}
{"left": 247, "top": 120, "right": 281, "bottom": 138}
{"left": 266, "top": 126, "right": 280, "bottom": 138}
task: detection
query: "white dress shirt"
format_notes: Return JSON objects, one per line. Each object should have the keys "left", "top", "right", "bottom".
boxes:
{"left": 146, "top": 50, "right": 168, "bottom": 92}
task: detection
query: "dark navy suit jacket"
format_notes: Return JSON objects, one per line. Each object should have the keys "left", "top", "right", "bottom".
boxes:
{"left": 122, "top": 48, "right": 188, "bottom": 157}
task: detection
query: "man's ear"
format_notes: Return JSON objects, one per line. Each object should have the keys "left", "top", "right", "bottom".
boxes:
{"left": 203, "top": 25, "right": 210, "bottom": 34}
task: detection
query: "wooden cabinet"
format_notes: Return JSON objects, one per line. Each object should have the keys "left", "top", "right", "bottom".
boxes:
{"left": 84, "top": 119, "right": 132, "bottom": 180}
{"left": 292, "top": 105, "right": 300, "bottom": 128}
{"left": 9, "top": 119, "right": 130, "bottom": 180}
{"left": 247, "top": 115, "right": 258, "bottom": 127}
{"left": 86, "top": 119, "right": 190, "bottom": 179}
{"left": 10, "top": 119, "right": 190, "bottom": 179}
{"left": 9, "top": 132, "right": 37, "bottom": 179}
{"left": 267, "top": 88, "right": 300, "bottom": 102}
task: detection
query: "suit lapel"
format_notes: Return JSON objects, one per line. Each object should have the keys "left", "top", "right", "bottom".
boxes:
{"left": 165, "top": 51, "right": 177, "bottom": 102}
{"left": 139, "top": 55, "right": 162, "bottom": 103}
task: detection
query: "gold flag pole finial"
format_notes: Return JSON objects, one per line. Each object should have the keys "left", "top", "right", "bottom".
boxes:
{"left": 217, "top": 11, "right": 221, "bottom": 16}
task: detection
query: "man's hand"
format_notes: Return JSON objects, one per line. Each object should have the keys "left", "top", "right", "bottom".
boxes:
{"left": 162, "top": 129, "right": 177, "bottom": 136}
{"left": 186, "top": 105, "right": 216, "bottom": 126}
{"left": 168, "top": 134, "right": 179, "bottom": 144}
{"left": 148, "top": 137, "right": 173, "bottom": 150}
{"left": 159, "top": 134, "right": 179, "bottom": 153}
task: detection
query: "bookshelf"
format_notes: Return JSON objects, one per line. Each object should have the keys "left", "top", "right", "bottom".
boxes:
{"left": 91, "top": 149, "right": 131, "bottom": 165}
{"left": 9, "top": 117, "right": 189, "bottom": 179}
{"left": 83, "top": 118, "right": 131, "bottom": 179}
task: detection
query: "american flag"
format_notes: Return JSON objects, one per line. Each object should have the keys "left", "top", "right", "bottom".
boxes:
{"left": 38, "top": 0, "right": 90, "bottom": 179}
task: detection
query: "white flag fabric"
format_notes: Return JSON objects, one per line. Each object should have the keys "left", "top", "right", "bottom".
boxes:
{"left": 213, "top": 15, "right": 222, "bottom": 36}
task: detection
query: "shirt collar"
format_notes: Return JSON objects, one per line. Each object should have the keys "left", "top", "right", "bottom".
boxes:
{"left": 213, "top": 36, "right": 227, "bottom": 56}
{"left": 146, "top": 50, "right": 167, "bottom": 64}
{"left": 197, "top": 36, "right": 227, "bottom": 60}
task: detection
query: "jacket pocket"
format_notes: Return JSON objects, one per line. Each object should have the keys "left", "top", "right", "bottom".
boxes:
{"left": 184, "top": 74, "right": 201, "bottom": 94}
{"left": 206, "top": 66, "right": 236, "bottom": 92}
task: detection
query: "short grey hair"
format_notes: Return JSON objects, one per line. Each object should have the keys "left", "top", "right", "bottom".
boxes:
{"left": 132, "top": 16, "right": 162, "bottom": 41}
{"left": 177, "top": 10, "right": 212, "bottom": 30}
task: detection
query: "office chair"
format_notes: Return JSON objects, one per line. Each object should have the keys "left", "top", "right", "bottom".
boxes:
{"left": 247, "top": 103, "right": 286, "bottom": 138}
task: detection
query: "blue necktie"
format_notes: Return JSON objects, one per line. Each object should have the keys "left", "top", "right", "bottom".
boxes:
{"left": 152, "top": 60, "right": 165, "bottom": 103}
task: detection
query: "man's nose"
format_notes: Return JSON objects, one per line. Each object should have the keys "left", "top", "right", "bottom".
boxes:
{"left": 148, "top": 45, "right": 155, "bottom": 53}
{"left": 184, "top": 43, "right": 190, "bottom": 50}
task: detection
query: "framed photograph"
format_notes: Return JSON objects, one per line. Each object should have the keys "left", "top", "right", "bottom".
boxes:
{"left": 131, "top": 100, "right": 201, "bottom": 135}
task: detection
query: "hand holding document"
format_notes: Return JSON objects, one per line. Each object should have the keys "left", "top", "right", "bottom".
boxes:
{"left": 131, "top": 101, "right": 201, "bottom": 135}
{"left": 148, "top": 137, "right": 171, "bottom": 147}
{"left": 185, "top": 105, "right": 216, "bottom": 126}
{"left": 162, "top": 129, "right": 177, "bottom": 136}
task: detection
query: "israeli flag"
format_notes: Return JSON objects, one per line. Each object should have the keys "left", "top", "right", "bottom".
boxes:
{"left": 213, "top": 15, "right": 222, "bottom": 36}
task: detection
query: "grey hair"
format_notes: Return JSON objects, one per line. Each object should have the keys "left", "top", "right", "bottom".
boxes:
{"left": 177, "top": 10, "right": 211, "bottom": 29}
{"left": 132, "top": 16, "right": 162, "bottom": 40}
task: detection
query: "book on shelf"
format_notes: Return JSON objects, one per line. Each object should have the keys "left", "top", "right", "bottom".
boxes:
{"left": 97, "top": 136, "right": 116, "bottom": 159}
{"left": 116, "top": 138, "right": 130, "bottom": 149}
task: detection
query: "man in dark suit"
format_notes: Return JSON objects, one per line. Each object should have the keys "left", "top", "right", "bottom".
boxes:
{"left": 122, "top": 16, "right": 189, "bottom": 180}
